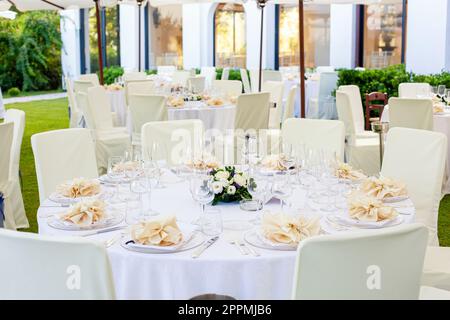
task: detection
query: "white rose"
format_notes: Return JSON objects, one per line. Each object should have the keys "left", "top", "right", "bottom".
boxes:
{"left": 215, "top": 170, "right": 230, "bottom": 180}
{"left": 234, "top": 174, "right": 247, "bottom": 187}
{"left": 212, "top": 181, "right": 223, "bottom": 194}
{"left": 227, "top": 185, "right": 236, "bottom": 195}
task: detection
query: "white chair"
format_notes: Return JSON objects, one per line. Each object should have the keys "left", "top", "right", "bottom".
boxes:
{"left": 308, "top": 72, "right": 338, "bottom": 119}
{"left": 4, "top": 110, "right": 28, "bottom": 229}
{"left": 125, "top": 80, "right": 156, "bottom": 106}
{"left": 128, "top": 94, "right": 167, "bottom": 146}
{"left": 221, "top": 67, "right": 230, "bottom": 80}
{"left": 157, "top": 66, "right": 176, "bottom": 77}
{"left": 141, "top": 120, "right": 204, "bottom": 166}
{"left": 0, "top": 229, "right": 115, "bottom": 299}
{"left": 172, "top": 70, "right": 191, "bottom": 87}
{"left": 240, "top": 69, "right": 252, "bottom": 93}
{"left": 282, "top": 86, "right": 297, "bottom": 123}
{"left": 123, "top": 71, "right": 147, "bottom": 82}
{"left": 0, "top": 87, "right": 4, "bottom": 119}
{"left": 249, "top": 69, "right": 260, "bottom": 92}
{"left": 316, "top": 66, "right": 335, "bottom": 73}
{"left": 292, "top": 224, "right": 428, "bottom": 300}
{"left": 187, "top": 76, "right": 206, "bottom": 94}
{"left": 382, "top": 127, "right": 447, "bottom": 246}
{"left": 282, "top": 119, "right": 345, "bottom": 161}
{"left": 336, "top": 89, "right": 380, "bottom": 176}
{"left": 263, "top": 81, "right": 284, "bottom": 129}
{"left": 388, "top": 98, "right": 434, "bottom": 131}
{"left": 75, "top": 92, "right": 90, "bottom": 128}
{"left": 73, "top": 80, "right": 95, "bottom": 94}
{"left": 422, "top": 246, "right": 450, "bottom": 292}
{"left": 263, "top": 70, "right": 282, "bottom": 82}
{"left": 200, "top": 67, "right": 217, "bottom": 90}
{"left": 31, "top": 128, "right": 99, "bottom": 203}
{"left": 399, "top": 83, "right": 431, "bottom": 98}
{"left": 211, "top": 80, "right": 242, "bottom": 97}
{"left": 86, "top": 86, "right": 130, "bottom": 173}
{"left": 235, "top": 92, "right": 270, "bottom": 131}
{"left": 65, "top": 77, "right": 82, "bottom": 128}
{"left": 0, "top": 122, "right": 13, "bottom": 229}
{"left": 79, "top": 73, "right": 100, "bottom": 86}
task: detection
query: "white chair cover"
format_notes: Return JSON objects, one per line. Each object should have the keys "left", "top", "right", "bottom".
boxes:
{"left": 282, "top": 86, "right": 297, "bottom": 123}
{"left": 382, "top": 127, "right": 447, "bottom": 246}
{"left": 123, "top": 72, "right": 147, "bottom": 82}
{"left": 157, "top": 66, "right": 176, "bottom": 77}
{"left": 31, "top": 128, "right": 99, "bottom": 203}
{"left": 211, "top": 80, "right": 242, "bottom": 97}
{"left": 399, "top": 83, "right": 431, "bottom": 98}
{"left": 291, "top": 224, "right": 428, "bottom": 300}
{"left": 221, "top": 67, "right": 230, "bottom": 80}
{"left": 316, "top": 66, "right": 335, "bottom": 73}
{"left": 240, "top": 69, "right": 252, "bottom": 93}
{"left": 4, "top": 109, "right": 28, "bottom": 229}
{"left": 282, "top": 119, "right": 345, "bottom": 161}
{"left": 308, "top": 72, "right": 338, "bottom": 119}
{"left": 422, "top": 246, "right": 450, "bottom": 291}
{"left": 125, "top": 80, "right": 156, "bottom": 105}
{"left": 0, "top": 87, "right": 5, "bottom": 119}
{"left": 172, "top": 71, "right": 191, "bottom": 87}
{"left": 388, "top": 98, "right": 434, "bottom": 131}
{"left": 0, "top": 229, "right": 115, "bottom": 299}
{"left": 129, "top": 94, "right": 167, "bottom": 145}
{"left": 65, "top": 77, "right": 82, "bottom": 128}
{"left": 141, "top": 120, "right": 204, "bottom": 166}
{"left": 73, "top": 80, "right": 95, "bottom": 94}
{"left": 187, "top": 77, "right": 205, "bottom": 94}
{"left": 263, "top": 81, "right": 285, "bottom": 129}
{"left": 235, "top": 92, "right": 270, "bottom": 131}
{"left": 263, "top": 70, "right": 282, "bottom": 82}
{"left": 79, "top": 73, "right": 100, "bottom": 86}
{"left": 0, "top": 122, "right": 13, "bottom": 229}
{"left": 200, "top": 67, "right": 217, "bottom": 90}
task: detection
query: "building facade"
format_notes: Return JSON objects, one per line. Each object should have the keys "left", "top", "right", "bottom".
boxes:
{"left": 60, "top": 0, "right": 450, "bottom": 80}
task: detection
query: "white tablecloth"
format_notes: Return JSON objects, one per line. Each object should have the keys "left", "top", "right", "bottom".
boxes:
{"left": 381, "top": 106, "right": 450, "bottom": 194}
{"left": 285, "top": 79, "right": 318, "bottom": 118}
{"left": 37, "top": 176, "right": 415, "bottom": 300}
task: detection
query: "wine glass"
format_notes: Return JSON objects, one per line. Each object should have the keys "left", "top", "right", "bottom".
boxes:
{"left": 280, "top": 142, "right": 296, "bottom": 171}
{"left": 202, "top": 208, "right": 223, "bottom": 236}
{"left": 107, "top": 156, "right": 124, "bottom": 204}
{"left": 438, "top": 85, "right": 446, "bottom": 97}
{"left": 189, "top": 175, "right": 215, "bottom": 224}
{"left": 150, "top": 141, "right": 168, "bottom": 188}
{"left": 271, "top": 173, "right": 293, "bottom": 211}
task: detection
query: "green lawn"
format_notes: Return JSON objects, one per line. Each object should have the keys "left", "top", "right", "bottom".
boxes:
{"left": 3, "top": 98, "right": 450, "bottom": 245}
{"left": 2, "top": 89, "right": 64, "bottom": 99}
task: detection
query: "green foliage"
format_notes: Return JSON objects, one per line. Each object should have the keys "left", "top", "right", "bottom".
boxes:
{"left": 0, "top": 11, "right": 62, "bottom": 92}
{"left": 7, "top": 87, "right": 21, "bottom": 97}
{"left": 145, "top": 69, "right": 157, "bottom": 76}
{"left": 215, "top": 68, "right": 243, "bottom": 81}
{"left": 103, "top": 66, "right": 124, "bottom": 85}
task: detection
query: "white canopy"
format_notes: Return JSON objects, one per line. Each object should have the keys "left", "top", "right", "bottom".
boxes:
{"left": 149, "top": 0, "right": 402, "bottom": 6}
{"left": 0, "top": 0, "right": 138, "bottom": 12}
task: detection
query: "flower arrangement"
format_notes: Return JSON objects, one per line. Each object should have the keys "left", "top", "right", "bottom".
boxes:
{"left": 210, "top": 166, "right": 252, "bottom": 205}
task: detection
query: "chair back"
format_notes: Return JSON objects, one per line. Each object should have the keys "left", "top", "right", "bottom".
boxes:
{"left": 240, "top": 69, "right": 252, "bottom": 93}
{"left": 399, "top": 83, "right": 431, "bottom": 98}
{"left": 75, "top": 92, "right": 93, "bottom": 129}
{"left": 141, "top": 120, "right": 204, "bottom": 166}
{"left": 388, "top": 98, "right": 434, "bottom": 131}
{"left": 125, "top": 80, "right": 156, "bottom": 105}
{"left": 263, "top": 70, "right": 282, "bottom": 82}
{"left": 365, "top": 92, "right": 388, "bottom": 130}
{"left": 87, "top": 86, "right": 114, "bottom": 130}
{"left": 317, "top": 72, "right": 338, "bottom": 119}
{"left": 382, "top": 127, "right": 447, "bottom": 246}
{"left": 65, "top": 77, "right": 80, "bottom": 128}
{"left": 235, "top": 92, "right": 270, "bottom": 131}
{"left": 188, "top": 77, "right": 206, "bottom": 94}
{"left": 200, "top": 67, "right": 217, "bottom": 89}
{"left": 129, "top": 94, "right": 167, "bottom": 135}
{"left": 157, "top": 66, "right": 176, "bottom": 77}
{"left": 212, "top": 80, "right": 242, "bottom": 97}
{"left": 172, "top": 71, "right": 191, "bottom": 87}
{"left": 4, "top": 109, "right": 25, "bottom": 176}
{"left": 31, "top": 128, "right": 98, "bottom": 203}
{"left": 221, "top": 67, "right": 230, "bottom": 80}
{"left": 336, "top": 90, "right": 357, "bottom": 138}
{"left": 123, "top": 71, "right": 147, "bottom": 82}
{"left": 79, "top": 73, "right": 100, "bottom": 86}
{"left": 0, "top": 122, "right": 13, "bottom": 187}
{"left": 262, "top": 81, "right": 284, "bottom": 107}
{"left": 282, "top": 86, "right": 298, "bottom": 123}
{"left": 316, "top": 66, "right": 335, "bottom": 73}
{"left": 0, "top": 87, "right": 4, "bottom": 119}
{"left": 0, "top": 229, "right": 115, "bottom": 299}
{"left": 292, "top": 224, "right": 428, "bottom": 300}
{"left": 282, "top": 118, "right": 345, "bottom": 161}
{"left": 337, "top": 85, "right": 365, "bottom": 134}
{"left": 73, "top": 80, "right": 95, "bottom": 94}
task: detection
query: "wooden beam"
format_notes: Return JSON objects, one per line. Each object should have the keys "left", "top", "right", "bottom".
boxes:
{"left": 94, "top": 0, "right": 104, "bottom": 85}
{"left": 299, "top": 0, "right": 306, "bottom": 118}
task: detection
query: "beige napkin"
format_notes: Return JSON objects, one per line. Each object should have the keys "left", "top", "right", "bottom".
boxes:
{"left": 57, "top": 178, "right": 101, "bottom": 198}
{"left": 348, "top": 191, "right": 398, "bottom": 222}
{"left": 167, "top": 97, "right": 185, "bottom": 107}
{"left": 335, "top": 161, "right": 367, "bottom": 181}
{"left": 207, "top": 98, "right": 224, "bottom": 107}
{"left": 131, "top": 215, "right": 183, "bottom": 247}
{"left": 63, "top": 199, "right": 106, "bottom": 226}
{"left": 262, "top": 212, "right": 320, "bottom": 245}
{"left": 360, "top": 176, "right": 408, "bottom": 200}
{"left": 434, "top": 103, "right": 445, "bottom": 114}
{"left": 113, "top": 161, "right": 140, "bottom": 173}
{"left": 261, "top": 154, "right": 289, "bottom": 171}
{"left": 105, "top": 84, "right": 122, "bottom": 91}
{"left": 186, "top": 158, "right": 220, "bottom": 170}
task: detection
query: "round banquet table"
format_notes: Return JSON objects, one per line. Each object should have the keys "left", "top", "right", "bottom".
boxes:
{"left": 37, "top": 174, "right": 416, "bottom": 300}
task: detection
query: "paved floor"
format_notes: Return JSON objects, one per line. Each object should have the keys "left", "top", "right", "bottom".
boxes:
{"left": 2, "top": 92, "right": 67, "bottom": 105}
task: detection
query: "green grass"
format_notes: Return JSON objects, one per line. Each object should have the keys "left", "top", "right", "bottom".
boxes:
{"left": 3, "top": 89, "right": 63, "bottom": 99}
{"left": 2, "top": 97, "right": 450, "bottom": 246}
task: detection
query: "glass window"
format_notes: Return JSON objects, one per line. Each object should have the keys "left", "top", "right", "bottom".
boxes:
{"left": 278, "top": 4, "right": 330, "bottom": 68}
{"left": 88, "top": 6, "right": 120, "bottom": 72}
{"left": 362, "top": 3, "right": 404, "bottom": 68}
{"left": 148, "top": 5, "right": 183, "bottom": 68}
{"left": 214, "top": 3, "right": 246, "bottom": 68}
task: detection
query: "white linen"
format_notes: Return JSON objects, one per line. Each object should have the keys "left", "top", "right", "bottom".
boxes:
{"left": 0, "top": 87, "right": 5, "bottom": 119}
{"left": 37, "top": 178, "right": 415, "bottom": 300}
{"left": 107, "top": 90, "right": 127, "bottom": 126}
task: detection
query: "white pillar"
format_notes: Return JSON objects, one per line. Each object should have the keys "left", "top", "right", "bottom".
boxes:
{"left": 119, "top": 4, "right": 139, "bottom": 72}
{"left": 60, "top": 9, "right": 81, "bottom": 82}
{"left": 182, "top": 4, "right": 203, "bottom": 69}
{"left": 406, "top": 0, "right": 450, "bottom": 74}
{"left": 329, "top": 4, "right": 356, "bottom": 69}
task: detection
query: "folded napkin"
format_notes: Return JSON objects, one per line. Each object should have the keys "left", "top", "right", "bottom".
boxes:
{"left": 113, "top": 161, "right": 141, "bottom": 173}
{"left": 261, "top": 154, "right": 291, "bottom": 171}
{"left": 335, "top": 161, "right": 367, "bottom": 181}
{"left": 186, "top": 158, "right": 220, "bottom": 170}
{"left": 105, "top": 84, "right": 123, "bottom": 91}
{"left": 206, "top": 98, "right": 224, "bottom": 107}
{"left": 131, "top": 215, "right": 183, "bottom": 246}
{"left": 360, "top": 176, "right": 408, "bottom": 200}
{"left": 57, "top": 178, "right": 101, "bottom": 198}
{"left": 63, "top": 199, "right": 106, "bottom": 226}
{"left": 434, "top": 103, "right": 445, "bottom": 114}
{"left": 262, "top": 212, "right": 320, "bottom": 245}
{"left": 167, "top": 97, "right": 185, "bottom": 107}
{"left": 348, "top": 191, "right": 398, "bottom": 222}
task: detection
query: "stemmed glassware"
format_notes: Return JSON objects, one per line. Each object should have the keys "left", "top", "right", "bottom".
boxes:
{"left": 437, "top": 85, "right": 446, "bottom": 97}
{"left": 271, "top": 172, "right": 293, "bottom": 211}
{"left": 107, "top": 156, "right": 124, "bottom": 204}
{"left": 189, "top": 174, "right": 215, "bottom": 224}
{"left": 247, "top": 169, "right": 272, "bottom": 222}
{"left": 147, "top": 141, "right": 168, "bottom": 188}
{"left": 130, "top": 177, "right": 155, "bottom": 220}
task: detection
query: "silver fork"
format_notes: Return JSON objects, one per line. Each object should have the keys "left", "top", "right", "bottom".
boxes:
{"left": 229, "top": 238, "right": 247, "bottom": 255}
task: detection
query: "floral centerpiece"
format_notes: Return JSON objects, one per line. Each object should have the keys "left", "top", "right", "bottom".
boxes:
{"left": 210, "top": 166, "right": 252, "bottom": 205}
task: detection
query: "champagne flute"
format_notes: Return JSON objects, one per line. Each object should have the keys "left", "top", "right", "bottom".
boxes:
{"left": 189, "top": 174, "right": 215, "bottom": 224}
{"left": 150, "top": 141, "right": 168, "bottom": 188}
{"left": 107, "top": 156, "right": 124, "bottom": 204}
{"left": 271, "top": 173, "right": 293, "bottom": 211}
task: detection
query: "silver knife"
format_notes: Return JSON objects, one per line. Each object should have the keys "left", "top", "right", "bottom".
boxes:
{"left": 192, "top": 236, "right": 219, "bottom": 259}
{"left": 81, "top": 226, "right": 126, "bottom": 237}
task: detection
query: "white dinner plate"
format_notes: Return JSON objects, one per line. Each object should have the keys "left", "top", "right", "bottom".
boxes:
{"left": 325, "top": 214, "right": 403, "bottom": 229}
{"left": 98, "top": 174, "right": 133, "bottom": 184}
{"left": 47, "top": 207, "right": 124, "bottom": 231}
{"left": 244, "top": 230, "right": 297, "bottom": 251}
{"left": 382, "top": 195, "right": 409, "bottom": 203}
{"left": 48, "top": 191, "right": 106, "bottom": 205}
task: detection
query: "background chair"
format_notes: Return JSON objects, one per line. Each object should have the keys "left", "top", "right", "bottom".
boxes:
{"left": 282, "top": 119, "right": 345, "bottom": 162}
{"left": 365, "top": 92, "right": 388, "bottom": 130}
{"left": 308, "top": 72, "right": 338, "bottom": 119}
{"left": 157, "top": 66, "right": 176, "bottom": 77}
{"left": 79, "top": 73, "right": 100, "bottom": 86}
{"left": 388, "top": 98, "right": 434, "bottom": 131}
{"left": 73, "top": 80, "right": 95, "bottom": 94}
{"left": 292, "top": 224, "right": 428, "bottom": 300}
{"left": 221, "top": 67, "right": 230, "bottom": 80}
{"left": 125, "top": 80, "right": 156, "bottom": 105}
{"left": 65, "top": 77, "right": 82, "bottom": 128}
{"left": 263, "top": 70, "right": 282, "bottom": 82}
{"left": 200, "top": 67, "right": 216, "bottom": 90}
{"left": 211, "top": 80, "right": 242, "bottom": 97}
{"left": 187, "top": 77, "right": 205, "bottom": 94}
{"left": 123, "top": 71, "right": 147, "bottom": 82}
{"left": 31, "top": 128, "right": 99, "bottom": 203}
{"left": 235, "top": 92, "right": 270, "bottom": 131}
{"left": 315, "top": 66, "right": 335, "bottom": 73}
{"left": 399, "top": 83, "right": 431, "bottom": 98}
{"left": 0, "top": 122, "right": 13, "bottom": 229}
{"left": 263, "top": 81, "right": 284, "bottom": 129}
{"left": 382, "top": 127, "right": 447, "bottom": 246}
{"left": 0, "top": 229, "right": 115, "bottom": 299}
{"left": 172, "top": 70, "right": 191, "bottom": 87}
{"left": 240, "top": 69, "right": 252, "bottom": 93}
{"left": 4, "top": 109, "right": 28, "bottom": 229}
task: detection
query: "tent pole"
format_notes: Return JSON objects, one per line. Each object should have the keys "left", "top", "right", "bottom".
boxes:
{"left": 138, "top": 1, "right": 144, "bottom": 72}
{"left": 299, "top": 0, "right": 306, "bottom": 118}
{"left": 94, "top": 0, "right": 104, "bottom": 85}
{"left": 257, "top": 1, "right": 266, "bottom": 92}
